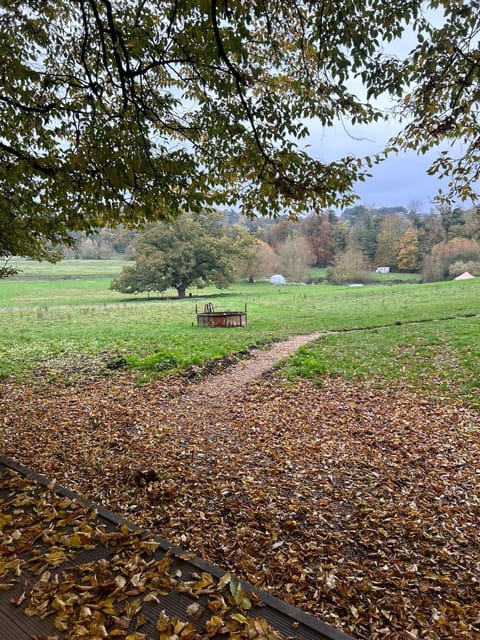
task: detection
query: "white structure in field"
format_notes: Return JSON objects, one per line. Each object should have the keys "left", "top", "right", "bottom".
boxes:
{"left": 375, "top": 266, "right": 390, "bottom": 274}
{"left": 270, "top": 274, "right": 286, "bottom": 285}
{"left": 454, "top": 272, "right": 475, "bottom": 280}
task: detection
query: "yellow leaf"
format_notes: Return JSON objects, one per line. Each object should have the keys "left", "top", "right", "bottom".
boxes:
{"left": 101, "top": 598, "right": 117, "bottom": 615}
{"left": 217, "top": 572, "right": 232, "bottom": 589}
{"left": 205, "top": 615, "right": 223, "bottom": 635}
{"left": 124, "top": 598, "right": 142, "bottom": 618}
{"left": 156, "top": 610, "right": 173, "bottom": 632}
{"left": 230, "top": 613, "right": 248, "bottom": 624}
{"left": 68, "top": 532, "right": 83, "bottom": 547}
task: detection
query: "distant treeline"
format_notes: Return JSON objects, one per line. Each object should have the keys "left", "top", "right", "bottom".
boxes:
{"left": 61, "top": 203, "right": 480, "bottom": 283}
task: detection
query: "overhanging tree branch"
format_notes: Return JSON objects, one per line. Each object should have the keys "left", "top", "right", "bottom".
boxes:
{"left": 1, "top": 0, "right": 479, "bottom": 265}
{"left": 0, "top": 142, "right": 58, "bottom": 176}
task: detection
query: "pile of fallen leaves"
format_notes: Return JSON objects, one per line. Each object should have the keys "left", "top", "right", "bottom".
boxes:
{"left": 1, "top": 370, "right": 480, "bottom": 639}
{"left": 0, "top": 468, "right": 285, "bottom": 639}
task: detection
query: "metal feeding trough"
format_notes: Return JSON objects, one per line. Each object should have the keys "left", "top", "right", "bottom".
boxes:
{"left": 196, "top": 302, "right": 247, "bottom": 327}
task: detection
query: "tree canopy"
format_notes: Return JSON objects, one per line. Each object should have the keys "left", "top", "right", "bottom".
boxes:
{"left": 1, "top": 0, "right": 480, "bottom": 262}
{"left": 111, "top": 210, "right": 253, "bottom": 298}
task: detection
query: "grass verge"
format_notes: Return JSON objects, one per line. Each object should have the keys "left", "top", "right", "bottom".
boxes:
{"left": 284, "top": 315, "right": 480, "bottom": 408}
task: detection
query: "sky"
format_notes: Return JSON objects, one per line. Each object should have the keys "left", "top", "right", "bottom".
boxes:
{"left": 301, "top": 6, "right": 476, "bottom": 215}
{"left": 308, "top": 118, "right": 455, "bottom": 213}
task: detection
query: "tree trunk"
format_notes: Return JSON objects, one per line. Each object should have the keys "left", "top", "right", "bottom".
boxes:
{"left": 176, "top": 286, "right": 186, "bottom": 298}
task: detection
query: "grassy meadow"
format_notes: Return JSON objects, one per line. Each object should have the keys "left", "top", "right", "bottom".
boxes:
{"left": 1, "top": 259, "right": 479, "bottom": 405}
{"left": 8, "top": 257, "right": 126, "bottom": 277}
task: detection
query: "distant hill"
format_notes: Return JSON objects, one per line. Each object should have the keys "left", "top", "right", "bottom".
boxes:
{"left": 342, "top": 205, "right": 408, "bottom": 219}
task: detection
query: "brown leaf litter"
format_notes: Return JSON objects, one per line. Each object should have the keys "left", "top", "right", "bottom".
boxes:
{"left": 1, "top": 333, "right": 480, "bottom": 639}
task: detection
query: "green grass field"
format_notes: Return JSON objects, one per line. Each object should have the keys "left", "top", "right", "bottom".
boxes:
{"left": 1, "top": 260, "right": 479, "bottom": 406}
{"left": 8, "top": 257, "right": 126, "bottom": 277}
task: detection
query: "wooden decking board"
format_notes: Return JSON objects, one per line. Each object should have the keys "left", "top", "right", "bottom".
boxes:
{"left": 0, "top": 455, "right": 354, "bottom": 640}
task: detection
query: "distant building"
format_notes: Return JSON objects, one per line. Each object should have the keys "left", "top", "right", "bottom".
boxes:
{"left": 375, "top": 266, "right": 390, "bottom": 274}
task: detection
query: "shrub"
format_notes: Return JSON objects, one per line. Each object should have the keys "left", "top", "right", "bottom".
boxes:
{"left": 326, "top": 248, "right": 372, "bottom": 285}
{"left": 423, "top": 238, "right": 480, "bottom": 282}
{"left": 448, "top": 260, "right": 480, "bottom": 278}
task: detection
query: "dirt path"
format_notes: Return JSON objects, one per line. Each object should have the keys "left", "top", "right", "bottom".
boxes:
{"left": 187, "top": 332, "right": 324, "bottom": 402}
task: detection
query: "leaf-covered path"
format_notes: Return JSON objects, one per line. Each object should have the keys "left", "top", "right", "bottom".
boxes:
{"left": 184, "top": 332, "right": 324, "bottom": 399}
{"left": 1, "top": 335, "right": 480, "bottom": 639}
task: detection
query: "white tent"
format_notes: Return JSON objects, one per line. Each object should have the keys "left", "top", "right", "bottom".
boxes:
{"left": 270, "top": 274, "right": 286, "bottom": 285}
{"left": 454, "top": 272, "right": 475, "bottom": 280}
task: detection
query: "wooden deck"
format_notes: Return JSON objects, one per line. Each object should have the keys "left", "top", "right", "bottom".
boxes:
{"left": 0, "top": 456, "right": 353, "bottom": 640}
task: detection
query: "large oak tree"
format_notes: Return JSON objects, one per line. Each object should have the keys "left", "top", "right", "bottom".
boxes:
{"left": 111, "top": 210, "right": 253, "bottom": 298}
{"left": 1, "top": 0, "right": 479, "bottom": 264}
